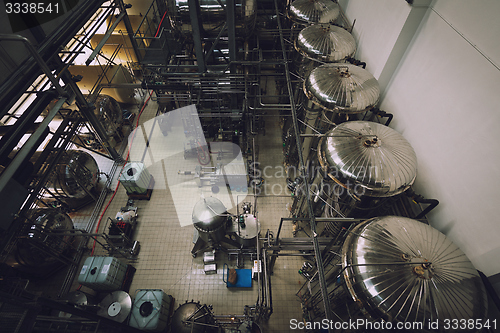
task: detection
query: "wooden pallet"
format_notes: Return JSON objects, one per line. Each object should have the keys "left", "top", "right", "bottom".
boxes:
{"left": 126, "top": 176, "right": 155, "bottom": 200}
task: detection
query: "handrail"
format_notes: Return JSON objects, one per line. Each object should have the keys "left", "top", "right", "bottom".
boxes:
{"left": 0, "top": 34, "right": 67, "bottom": 97}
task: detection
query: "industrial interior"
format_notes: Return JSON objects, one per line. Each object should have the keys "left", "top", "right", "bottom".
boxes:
{"left": 0, "top": 0, "right": 499, "bottom": 332}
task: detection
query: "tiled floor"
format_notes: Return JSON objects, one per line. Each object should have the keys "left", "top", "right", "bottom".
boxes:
{"left": 41, "top": 92, "right": 306, "bottom": 331}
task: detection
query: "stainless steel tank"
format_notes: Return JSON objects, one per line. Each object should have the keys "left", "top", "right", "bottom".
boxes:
{"left": 93, "top": 95, "right": 123, "bottom": 138}
{"left": 293, "top": 121, "right": 417, "bottom": 234}
{"left": 14, "top": 208, "right": 74, "bottom": 268}
{"left": 233, "top": 214, "right": 260, "bottom": 247}
{"left": 287, "top": 0, "right": 340, "bottom": 26}
{"left": 167, "top": 0, "right": 257, "bottom": 36}
{"left": 304, "top": 63, "right": 380, "bottom": 114}
{"left": 299, "top": 64, "right": 380, "bottom": 164}
{"left": 192, "top": 197, "right": 228, "bottom": 243}
{"left": 49, "top": 150, "right": 100, "bottom": 200}
{"left": 293, "top": 24, "right": 356, "bottom": 78}
{"left": 170, "top": 301, "right": 215, "bottom": 333}
{"left": 340, "top": 216, "right": 488, "bottom": 330}
{"left": 318, "top": 121, "right": 417, "bottom": 198}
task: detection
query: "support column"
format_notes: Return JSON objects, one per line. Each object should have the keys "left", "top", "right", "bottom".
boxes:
{"left": 60, "top": 68, "right": 121, "bottom": 161}
{"left": 188, "top": 0, "right": 206, "bottom": 73}
{"left": 227, "top": 0, "right": 238, "bottom": 109}
{"left": 116, "top": 0, "right": 143, "bottom": 63}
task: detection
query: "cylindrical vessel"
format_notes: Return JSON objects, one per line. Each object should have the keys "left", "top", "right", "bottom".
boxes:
{"left": 13, "top": 208, "right": 75, "bottom": 269}
{"left": 303, "top": 63, "right": 380, "bottom": 115}
{"left": 287, "top": 0, "right": 340, "bottom": 26}
{"left": 167, "top": 0, "right": 257, "bottom": 37}
{"left": 233, "top": 214, "right": 260, "bottom": 247}
{"left": 294, "top": 121, "right": 417, "bottom": 234}
{"left": 170, "top": 301, "right": 215, "bottom": 333}
{"left": 93, "top": 95, "right": 123, "bottom": 138}
{"left": 293, "top": 24, "right": 356, "bottom": 78}
{"left": 340, "top": 216, "right": 488, "bottom": 330}
{"left": 192, "top": 197, "right": 228, "bottom": 243}
{"left": 48, "top": 150, "right": 100, "bottom": 200}
{"left": 299, "top": 216, "right": 488, "bottom": 331}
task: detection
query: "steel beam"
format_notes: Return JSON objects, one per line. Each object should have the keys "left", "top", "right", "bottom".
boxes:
{"left": 59, "top": 67, "right": 121, "bottom": 161}
{"left": 86, "top": 11, "right": 126, "bottom": 65}
{"left": 0, "top": 97, "right": 68, "bottom": 194}
{"left": 188, "top": 0, "right": 206, "bottom": 73}
{"left": 0, "top": 0, "right": 106, "bottom": 118}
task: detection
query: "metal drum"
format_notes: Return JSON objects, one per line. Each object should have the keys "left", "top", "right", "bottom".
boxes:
{"left": 340, "top": 216, "right": 488, "bottom": 330}
{"left": 319, "top": 121, "right": 417, "bottom": 198}
{"left": 97, "top": 291, "right": 132, "bottom": 323}
{"left": 167, "top": 0, "right": 257, "bottom": 37}
{"left": 287, "top": 0, "right": 340, "bottom": 26}
{"left": 192, "top": 197, "right": 229, "bottom": 243}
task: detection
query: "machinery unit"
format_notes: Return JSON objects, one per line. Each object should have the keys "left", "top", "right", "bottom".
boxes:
{"left": 191, "top": 199, "right": 260, "bottom": 257}
{"left": 187, "top": 162, "right": 248, "bottom": 193}
{"left": 77, "top": 256, "right": 127, "bottom": 291}
{"left": 107, "top": 202, "right": 140, "bottom": 256}
{"left": 297, "top": 216, "right": 488, "bottom": 330}
{"left": 129, "top": 289, "right": 173, "bottom": 331}
{"left": 119, "top": 162, "right": 154, "bottom": 196}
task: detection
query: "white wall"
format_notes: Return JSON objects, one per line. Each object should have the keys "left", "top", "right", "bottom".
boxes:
{"left": 342, "top": 0, "right": 500, "bottom": 276}
{"left": 341, "top": 0, "right": 411, "bottom": 79}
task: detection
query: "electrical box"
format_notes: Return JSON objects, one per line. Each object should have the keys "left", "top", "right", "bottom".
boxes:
{"left": 77, "top": 256, "right": 127, "bottom": 291}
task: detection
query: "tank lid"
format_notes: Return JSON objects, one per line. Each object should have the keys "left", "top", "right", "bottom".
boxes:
{"left": 319, "top": 121, "right": 417, "bottom": 197}
{"left": 192, "top": 197, "right": 227, "bottom": 232}
{"left": 304, "top": 63, "right": 380, "bottom": 113}
{"left": 296, "top": 24, "right": 356, "bottom": 62}
{"left": 171, "top": 302, "right": 210, "bottom": 333}
{"left": 288, "top": 0, "right": 340, "bottom": 25}
{"left": 342, "top": 216, "right": 488, "bottom": 325}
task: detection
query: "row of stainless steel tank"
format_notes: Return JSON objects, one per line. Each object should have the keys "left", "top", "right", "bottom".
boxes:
{"left": 283, "top": 1, "right": 488, "bottom": 331}
{"left": 283, "top": 0, "right": 414, "bottom": 224}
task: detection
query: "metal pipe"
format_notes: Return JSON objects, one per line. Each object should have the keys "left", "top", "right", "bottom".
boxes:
{"left": 0, "top": 34, "right": 66, "bottom": 97}
{"left": 86, "top": 11, "right": 126, "bottom": 65}
{"left": 0, "top": 97, "right": 67, "bottom": 194}
{"left": 273, "top": 0, "right": 333, "bottom": 327}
